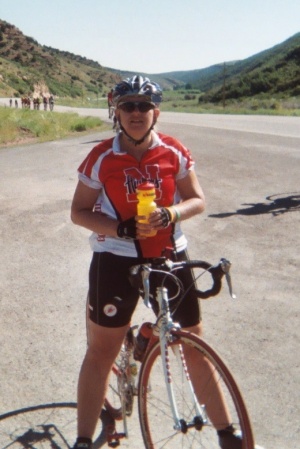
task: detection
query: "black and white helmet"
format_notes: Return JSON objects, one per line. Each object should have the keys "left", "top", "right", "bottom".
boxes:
{"left": 113, "top": 75, "right": 162, "bottom": 105}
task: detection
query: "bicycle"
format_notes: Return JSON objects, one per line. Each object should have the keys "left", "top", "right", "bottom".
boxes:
{"left": 95, "top": 256, "right": 257, "bottom": 449}
{"left": 109, "top": 105, "right": 115, "bottom": 119}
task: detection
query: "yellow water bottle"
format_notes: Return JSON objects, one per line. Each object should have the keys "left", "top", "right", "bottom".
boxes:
{"left": 136, "top": 182, "right": 157, "bottom": 237}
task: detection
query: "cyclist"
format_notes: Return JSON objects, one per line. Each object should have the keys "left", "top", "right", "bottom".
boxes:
{"left": 107, "top": 88, "right": 114, "bottom": 118}
{"left": 71, "top": 75, "right": 255, "bottom": 449}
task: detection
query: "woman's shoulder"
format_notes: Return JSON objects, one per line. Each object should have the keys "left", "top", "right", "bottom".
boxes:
{"left": 91, "top": 136, "right": 115, "bottom": 154}
{"left": 157, "top": 132, "right": 185, "bottom": 149}
{"left": 157, "top": 132, "right": 191, "bottom": 157}
{"left": 78, "top": 137, "right": 115, "bottom": 173}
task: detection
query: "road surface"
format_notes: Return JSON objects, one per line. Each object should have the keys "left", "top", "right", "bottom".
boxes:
{"left": 0, "top": 104, "right": 299, "bottom": 448}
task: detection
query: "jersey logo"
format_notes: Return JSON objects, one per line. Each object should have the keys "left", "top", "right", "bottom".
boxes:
{"left": 124, "top": 165, "right": 162, "bottom": 202}
{"left": 103, "top": 304, "right": 117, "bottom": 317}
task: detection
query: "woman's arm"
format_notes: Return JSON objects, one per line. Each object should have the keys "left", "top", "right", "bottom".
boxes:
{"left": 174, "top": 169, "right": 205, "bottom": 220}
{"left": 71, "top": 181, "right": 119, "bottom": 237}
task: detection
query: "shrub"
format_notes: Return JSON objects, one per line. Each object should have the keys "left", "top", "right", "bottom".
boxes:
{"left": 71, "top": 122, "right": 86, "bottom": 132}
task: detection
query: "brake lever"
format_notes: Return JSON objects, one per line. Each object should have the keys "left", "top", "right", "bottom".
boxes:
{"left": 220, "top": 258, "right": 237, "bottom": 299}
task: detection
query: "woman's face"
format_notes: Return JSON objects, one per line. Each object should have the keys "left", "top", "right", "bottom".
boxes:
{"left": 116, "top": 97, "right": 160, "bottom": 141}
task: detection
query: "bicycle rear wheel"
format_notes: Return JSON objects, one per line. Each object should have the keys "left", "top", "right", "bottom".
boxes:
{"left": 138, "top": 330, "right": 254, "bottom": 449}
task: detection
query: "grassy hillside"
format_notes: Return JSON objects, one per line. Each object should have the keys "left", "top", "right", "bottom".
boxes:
{"left": 0, "top": 20, "right": 121, "bottom": 98}
{"left": 198, "top": 33, "right": 300, "bottom": 103}
{"left": 110, "top": 33, "right": 300, "bottom": 105}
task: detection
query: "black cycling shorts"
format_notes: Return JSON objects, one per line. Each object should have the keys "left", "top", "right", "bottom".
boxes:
{"left": 88, "top": 250, "right": 201, "bottom": 328}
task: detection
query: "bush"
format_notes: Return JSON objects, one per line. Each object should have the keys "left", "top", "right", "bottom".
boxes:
{"left": 71, "top": 122, "right": 86, "bottom": 132}
{"left": 184, "top": 94, "right": 196, "bottom": 100}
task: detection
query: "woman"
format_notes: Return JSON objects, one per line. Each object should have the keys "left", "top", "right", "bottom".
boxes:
{"left": 71, "top": 76, "right": 245, "bottom": 449}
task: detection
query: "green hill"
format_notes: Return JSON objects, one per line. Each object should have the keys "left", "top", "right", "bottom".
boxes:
{"left": 196, "top": 33, "right": 300, "bottom": 102}
{"left": 0, "top": 18, "right": 299, "bottom": 105}
{"left": 111, "top": 33, "right": 300, "bottom": 103}
{"left": 0, "top": 20, "right": 121, "bottom": 98}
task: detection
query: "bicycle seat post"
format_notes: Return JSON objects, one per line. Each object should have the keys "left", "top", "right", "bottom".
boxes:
{"left": 142, "top": 265, "right": 152, "bottom": 308}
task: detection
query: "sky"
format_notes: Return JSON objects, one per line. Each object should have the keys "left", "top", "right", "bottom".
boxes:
{"left": 1, "top": 0, "right": 299, "bottom": 74}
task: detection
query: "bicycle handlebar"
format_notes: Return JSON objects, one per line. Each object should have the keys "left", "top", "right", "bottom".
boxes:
{"left": 129, "top": 257, "right": 236, "bottom": 304}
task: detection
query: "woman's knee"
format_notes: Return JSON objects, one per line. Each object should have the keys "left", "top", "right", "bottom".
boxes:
{"left": 183, "top": 321, "right": 203, "bottom": 337}
{"left": 86, "top": 320, "right": 129, "bottom": 361}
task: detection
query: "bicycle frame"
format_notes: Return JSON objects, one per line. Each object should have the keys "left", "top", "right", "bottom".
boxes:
{"left": 101, "top": 258, "right": 255, "bottom": 449}
{"left": 103, "top": 282, "right": 207, "bottom": 446}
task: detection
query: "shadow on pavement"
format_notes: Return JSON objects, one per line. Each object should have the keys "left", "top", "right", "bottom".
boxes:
{"left": 209, "top": 192, "right": 300, "bottom": 218}
{"left": 0, "top": 402, "right": 77, "bottom": 448}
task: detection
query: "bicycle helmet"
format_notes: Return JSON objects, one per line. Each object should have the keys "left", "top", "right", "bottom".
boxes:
{"left": 113, "top": 75, "right": 162, "bottom": 105}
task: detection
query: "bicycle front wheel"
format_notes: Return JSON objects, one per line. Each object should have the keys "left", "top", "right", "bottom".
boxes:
{"left": 138, "top": 330, "right": 254, "bottom": 449}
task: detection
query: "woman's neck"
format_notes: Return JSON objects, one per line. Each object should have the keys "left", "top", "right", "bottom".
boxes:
{"left": 119, "top": 132, "right": 153, "bottom": 161}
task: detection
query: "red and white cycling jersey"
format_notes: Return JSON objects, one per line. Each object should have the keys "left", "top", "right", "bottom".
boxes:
{"left": 78, "top": 132, "right": 195, "bottom": 258}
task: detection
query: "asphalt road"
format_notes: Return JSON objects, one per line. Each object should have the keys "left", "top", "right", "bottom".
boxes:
{"left": 0, "top": 104, "right": 299, "bottom": 449}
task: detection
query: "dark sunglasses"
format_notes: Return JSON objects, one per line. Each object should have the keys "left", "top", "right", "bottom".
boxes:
{"left": 118, "top": 102, "right": 155, "bottom": 113}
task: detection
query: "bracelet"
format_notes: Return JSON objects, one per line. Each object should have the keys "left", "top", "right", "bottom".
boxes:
{"left": 166, "top": 207, "right": 175, "bottom": 223}
{"left": 166, "top": 206, "right": 181, "bottom": 223}
{"left": 173, "top": 206, "right": 181, "bottom": 222}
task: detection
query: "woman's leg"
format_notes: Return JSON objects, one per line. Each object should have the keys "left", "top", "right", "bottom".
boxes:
{"left": 77, "top": 319, "right": 129, "bottom": 439}
{"left": 182, "top": 322, "right": 232, "bottom": 430}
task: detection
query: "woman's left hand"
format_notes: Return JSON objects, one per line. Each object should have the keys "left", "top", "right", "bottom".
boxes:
{"left": 148, "top": 208, "right": 172, "bottom": 230}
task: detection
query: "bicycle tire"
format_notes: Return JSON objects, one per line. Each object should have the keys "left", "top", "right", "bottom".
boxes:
{"left": 0, "top": 402, "right": 77, "bottom": 448}
{"left": 138, "top": 330, "right": 254, "bottom": 449}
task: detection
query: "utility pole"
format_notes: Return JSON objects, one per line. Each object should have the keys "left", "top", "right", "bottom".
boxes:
{"left": 222, "top": 62, "right": 226, "bottom": 109}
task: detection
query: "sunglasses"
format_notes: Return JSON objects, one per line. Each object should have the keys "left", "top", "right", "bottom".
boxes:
{"left": 118, "top": 102, "right": 155, "bottom": 113}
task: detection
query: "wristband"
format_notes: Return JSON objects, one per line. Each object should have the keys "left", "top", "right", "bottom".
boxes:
{"left": 160, "top": 207, "right": 172, "bottom": 228}
{"left": 117, "top": 216, "right": 137, "bottom": 239}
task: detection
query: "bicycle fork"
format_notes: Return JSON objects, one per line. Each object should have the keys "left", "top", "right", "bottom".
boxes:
{"left": 157, "top": 287, "right": 207, "bottom": 434}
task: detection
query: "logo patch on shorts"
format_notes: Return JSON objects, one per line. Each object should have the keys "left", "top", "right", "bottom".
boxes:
{"left": 104, "top": 304, "right": 117, "bottom": 317}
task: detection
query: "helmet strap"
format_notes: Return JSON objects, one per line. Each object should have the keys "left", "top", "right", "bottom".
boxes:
{"left": 119, "top": 117, "right": 157, "bottom": 146}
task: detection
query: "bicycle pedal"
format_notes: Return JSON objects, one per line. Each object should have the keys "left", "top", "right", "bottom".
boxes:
{"left": 107, "top": 432, "right": 126, "bottom": 447}
{"left": 108, "top": 442, "right": 120, "bottom": 448}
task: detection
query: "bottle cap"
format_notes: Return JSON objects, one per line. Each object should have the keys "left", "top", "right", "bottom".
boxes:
{"left": 137, "top": 182, "right": 155, "bottom": 191}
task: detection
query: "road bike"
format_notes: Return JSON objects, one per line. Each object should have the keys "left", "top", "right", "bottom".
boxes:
{"left": 0, "top": 258, "right": 258, "bottom": 449}
{"left": 97, "top": 256, "right": 256, "bottom": 449}
{"left": 108, "top": 105, "right": 115, "bottom": 119}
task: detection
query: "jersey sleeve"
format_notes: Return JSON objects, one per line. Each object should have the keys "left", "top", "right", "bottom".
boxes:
{"left": 78, "top": 172, "right": 102, "bottom": 189}
{"left": 171, "top": 137, "right": 195, "bottom": 180}
{"left": 176, "top": 151, "right": 195, "bottom": 180}
{"left": 77, "top": 140, "right": 114, "bottom": 190}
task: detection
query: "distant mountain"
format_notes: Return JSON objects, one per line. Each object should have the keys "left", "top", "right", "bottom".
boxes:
{"left": 0, "top": 19, "right": 299, "bottom": 103}
{"left": 108, "top": 33, "right": 300, "bottom": 102}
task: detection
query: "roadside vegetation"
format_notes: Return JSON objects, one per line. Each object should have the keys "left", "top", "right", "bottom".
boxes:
{"left": 2, "top": 88, "right": 299, "bottom": 147}
{"left": 56, "top": 90, "right": 300, "bottom": 116}
{"left": 0, "top": 106, "right": 107, "bottom": 147}
{"left": 158, "top": 89, "right": 300, "bottom": 116}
